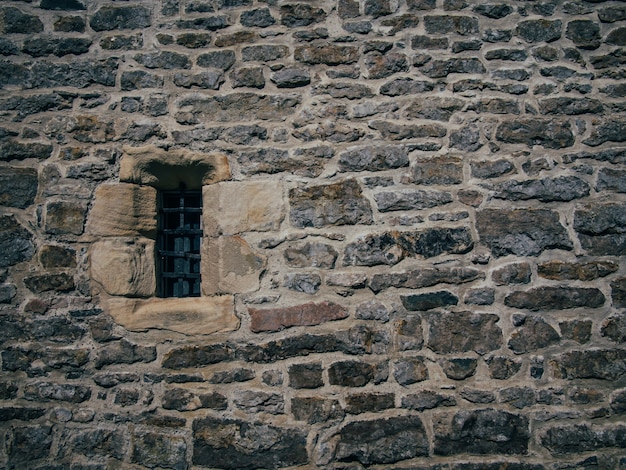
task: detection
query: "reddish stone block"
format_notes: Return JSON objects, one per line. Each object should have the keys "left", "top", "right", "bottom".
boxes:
{"left": 248, "top": 301, "right": 348, "bottom": 333}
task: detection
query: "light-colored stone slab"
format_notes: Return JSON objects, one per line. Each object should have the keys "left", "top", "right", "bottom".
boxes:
{"left": 105, "top": 295, "right": 238, "bottom": 335}
{"left": 120, "top": 145, "right": 230, "bottom": 190}
{"left": 91, "top": 238, "right": 156, "bottom": 297}
{"left": 86, "top": 183, "right": 157, "bottom": 238}
{"left": 203, "top": 235, "right": 266, "bottom": 295}
{"left": 203, "top": 181, "right": 284, "bottom": 236}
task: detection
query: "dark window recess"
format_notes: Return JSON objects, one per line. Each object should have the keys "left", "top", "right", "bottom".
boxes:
{"left": 157, "top": 188, "right": 202, "bottom": 298}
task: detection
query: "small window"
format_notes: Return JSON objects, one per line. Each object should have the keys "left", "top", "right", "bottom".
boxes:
{"left": 157, "top": 186, "right": 202, "bottom": 298}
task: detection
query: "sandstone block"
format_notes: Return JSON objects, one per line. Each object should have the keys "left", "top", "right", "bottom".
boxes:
{"left": 91, "top": 238, "right": 155, "bottom": 297}
{"left": 86, "top": 184, "right": 157, "bottom": 238}
{"left": 120, "top": 145, "right": 230, "bottom": 190}
{"left": 248, "top": 301, "right": 348, "bottom": 333}
{"left": 105, "top": 296, "right": 238, "bottom": 336}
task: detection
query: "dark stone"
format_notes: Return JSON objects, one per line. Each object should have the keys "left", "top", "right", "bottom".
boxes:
{"left": 440, "top": 358, "right": 477, "bottom": 380}
{"left": 344, "top": 227, "right": 473, "bottom": 267}
{"left": 289, "top": 363, "right": 323, "bottom": 389}
{"left": 477, "top": 208, "right": 572, "bottom": 257}
{"left": 583, "top": 118, "right": 626, "bottom": 146}
{"left": 460, "top": 388, "right": 496, "bottom": 404}
{"left": 380, "top": 78, "right": 435, "bottom": 96}
{"left": 483, "top": 29, "right": 513, "bottom": 42}
{"left": 565, "top": 20, "right": 601, "bottom": 50}
{"left": 284, "top": 243, "right": 337, "bottom": 269}
{"left": 538, "top": 260, "right": 618, "bottom": 281}
{"left": 424, "top": 15, "right": 479, "bottom": 35}
{"left": 402, "top": 390, "right": 456, "bottom": 410}
{"left": 0, "top": 406, "right": 45, "bottom": 421}
{"left": 464, "top": 287, "right": 495, "bottom": 305}
{"left": 434, "top": 409, "right": 530, "bottom": 455}
{"left": 449, "top": 124, "right": 483, "bottom": 152}
{"left": 428, "top": 312, "right": 503, "bottom": 355}
{"left": 539, "top": 97, "right": 603, "bottom": 115}
{"left": 329, "top": 360, "right": 379, "bottom": 387}
{"left": 280, "top": 4, "right": 326, "bottom": 26}
{"left": 240, "top": 8, "right": 275, "bottom": 27}
{"left": 516, "top": 19, "right": 562, "bottom": 43}
{"left": 345, "top": 392, "right": 394, "bottom": 414}
{"left": 295, "top": 42, "right": 360, "bottom": 65}
{"left": 24, "top": 382, "right": 91, "bottom": 403}
{"left": 193, "top": 417, "right": 307, "bottom": 468}
{"left": 500, "top": 386, "right": 536, "bottom": 409}
{"left": 26, "top": 58, "right": 119, "bottom": 89}
{"left": 1, "top": 92, "right": 75, "bottom": 120}
{"left": 284, "top": 272, "right": 321, "bottom": 293}
{"left": 551, "top": 349, "right": 626, "bottom": 380}
{"left": 487, "top": 355, "right": 522, "bottom": 379}
{"left": 0, "top": 37, "right": 18, "bottom": 55}
{"left": 230, "top": 67, "right": 264, "bottom": 89}
{"left": 597, "top": 167, "right": 626, "bottom": 193}
{"left": 289, "top": 179, "right": 373, "bottom": 228}
{"left": 0, "top": 140, "right": 53, "bottom": 161}
{"left": 31, "top": 317, "right": 85, "bottom": 343}
{"left": 539, "top": 65, "right": 578, "bottom": 79}
{"left": 41, "top": 0, "right": 85, "bottom": 10}
{"left": 174, "top": 71, "right": 224, "bottom": 90}
{"left": 492, "top": 68, "right": 530, "bottom": 81}
{"left": 121, "top": 71, "right": 164, "bottom": 91}
{"left": 0, "top": 215, "right": 34, "bottom": 268}
{"left": 421, "top": 58, "right": 486, "bottom": 78}
{"left": 0, "top": 7, "right": 43, "bottom": 33}
{"left": 210, "top": 368, "right": 255, "bottom": 384}
{"left": 492, "top": 262, "right": 531, "bottom": 286}
{"left": 176, "top": 33, "right": 211, "bottom": 49}
{"left": 370, "top": 265, "right": 484, "bottom": 293}
{"left": 100, "top": 33, "right": 143, "bottom": 50}
{"left": 90, "top": 6, "right": 151, "bottom": 31}
{"left": 508, "top": 316, "right": 560, "bottom": 354}
{"left": 412, "top": 155, "right": 463, "bottom": 184}
{"left": 375, "top": 189, "right": 452, "bottom": 212}
{"left": 505, "top": 286, "right": 605, "bottom": 311}
{"left": 0, "top": 381, "right": 18, "bottom": 400}
{"left": 364, "top": 0, "right": 398, "bottom": 17}
{"left": 393, "top": 357, "right": 428, "bottom": 385}
{"left": 197, "top": 50, "right": 235, "bottom": 70}
{"left": 496, "top": 118, "right": 574, "bottom": 148}
{"left": 176, "top": 16, "right": 229, "bottom": 31}
{"left": 602, "top": 312, "right": 626, "bottom": 343}
{"left": 237, "top": 147, "right": 325, "bottom": 176}
{"left": 560, "top": 319, "right": 593, "bottom": 344}
{"left": 343, "top": 20, "right": 373, "bottom": 34}
{"left": 490, "top": 176, "right": 590, "bottom": 202}
{"left": 131, "top": 431, "right": 187, "bottom": 469}
{"left": 541, "top": 424, "right": 626, "bottom": 455}
{"left": 369, "top": 120, "right": 447, "bottom": 140}
{"left": 407, "top": 0, "right": 436, "bottom": 10}
{"left": 67, "top": 429, "right": 126, "bottom": 459}
{"left": 270, "top": 67, "right": 310, "bottom": 88}
{"left": 163, "top": 388, "right": 227, "bottom": 411}
{"left": 473, "top": 4, "right": 513, "bottom": 18}
{"left": 356, "top": 300, "right": 389, "bottom": 322}
{"left": 333, "top": 416, "right": 429, "bottom": 464}
{"left": 401, "top": 291, "right": 458, "bottom": 311}
{"left": 364, "top": 52, "right": 408, "bottom": 79}
{"left": 452, "top": 39, "right": 482, "bottom": 52}
{"left": 7, "top": 425, "right": 52, "bottom": 465}
{"left": 242, "top": 45, "right": 289, "bottom": 62}
{"left": 93, "top": 372, "right": 140, "bottom": 388}
{"left": 411, "top": 35, "right": 449, "bottom": 49}
{"left": 0, "top": 167, "right": 37, "bottom": 208}
{"left": 574, "top": 202, "right": 626, "bottom": 255}
{"left": 471, "top": 159, "right": 515, "bottom": 179}
{"left": 612, "top": 278, "right": 626, "bottom": 309}
{"left": 339, "top": 145, "right": 408, "bottom": 172}
{"left": 292, "top": 397, "right": 343, "bottom": 423}
{"left": 135, "top": 51, "right": 190, "bottom": 69}
{"left": 214, "top": 31, "right": 257, "bottom": 48}
{"left": 485, "top": 48, "right": 528, "bottom": 61}
{"left": 599, "top": 6, "right": 626, "bottom": 23}
{"left": 95, "top": 339, "right": 157, "bottom": 369}
{"left": 313, "top": 82, "right": 374, "bottom": 100}
{"left": 405, "top": 97, "right": 464, "bottom": 122}
{"left": 22, "top": 37, "right": 91, "bottom": 57}
{"left": 396, "top": 315, "right": 424, "bottom": 351}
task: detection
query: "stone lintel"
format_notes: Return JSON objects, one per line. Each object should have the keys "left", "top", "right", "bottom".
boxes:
{"left": 105, "top": 295, "right": 238, "bottom": 335}
{"left": 120, "top": 145, "right": 231, "bottom": 190}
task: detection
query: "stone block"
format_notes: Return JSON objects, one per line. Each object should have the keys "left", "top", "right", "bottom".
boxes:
{"left": 550, "top": 349, "right": 626, "bottom": 380}
{"left": 289, "top": 363, "right": 323, "bottom": 389}
{"left": 292, "top": 397, "right": 343, "bottom": 423}
{"left": 508, "top": 316, "right": 560, "bottom": 354}
{"left": 7, "top": 425, "right": 52, "bottom": 466}
{"left": 162, "top": 388, "right": 227, "bottom": 411}
{"left": 505, "top": 286, "right": 605, "bottom": 311}
{"left": 541, "top": 423, "right": 626, "bottom": 455}
{"left": 0, "top": 167, "right": 36, "bottom": 208}
{"left": 24, "top": 382, "right": 91, "bottom": 403}
{"left": 203, "top": 181, "right": 284, "bottom": 235}
{"left": 516, "top": 19, "right": 562, "bottom": 43}
{"left": 0, "top": 7, "right": 43, "bottom": 34}
{"left": 248, "top": 301, "right": 348, "bottom": 333}
{"left": 492, "top": 262, "right": 531, "bottom": 285}
{"left": 90, "top": 6, "right": 151, "bottom": 31}
{"left": 402, "top": 390, "right": 456, "bottom": 410}
{"left": 0, "top": 214, "right": 34, "bottom": 268}
{"left": 24, "top": 272, "right": 74, "bottom": 293}
{"left": 131, "top": 431, "right": 187, "bottom": 468}
{"left": 393, "top": 357, "right": 429, "bottom": 385}
{"left": 428, "top": 311, "right": 502, "bottom": 354}
{"left": 401, "top": 291, "right": 459, "bottom": 311}
{"left": 120, "top": 145, "right": 230, "bottom": 190}
{"left": 294, "top": 43, "right": 359, "bottom": 65}
{"left": 105, "top": 296, "right": 238, "bottom": 336}
{"left": 496, "top": 118, "right": 574, "bottom": 148}
{"left": 86, "top": 184, "right": 157, "bottom": 238}
{"left": 601, "top": 312, "right": 626, "bottom": 343}
{"left": 45, "top": 201, "right": 88, "bottom": 235}
{"left": 345, "top": 392, "right": 394, "bottom": 414}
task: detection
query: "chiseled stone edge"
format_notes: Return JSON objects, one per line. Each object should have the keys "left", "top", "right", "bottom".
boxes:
{"left": 104, "top": 295, "right": 238, "bottom": 336}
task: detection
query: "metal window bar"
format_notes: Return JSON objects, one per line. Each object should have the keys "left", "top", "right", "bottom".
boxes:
{"left": 157, "top": 187, "right": 202, "bottom": 298}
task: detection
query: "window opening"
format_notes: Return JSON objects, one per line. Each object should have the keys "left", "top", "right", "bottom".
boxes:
{"left": 157, "top": 185, "right": 202, "bottom": 298}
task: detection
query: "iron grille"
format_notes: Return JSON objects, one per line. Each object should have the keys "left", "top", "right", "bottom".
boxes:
{"left": 157, "top": 188, "right": 202, "bottom": 298}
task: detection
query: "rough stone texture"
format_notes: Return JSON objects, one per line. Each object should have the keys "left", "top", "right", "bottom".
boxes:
{"left": 427, "top": 312, "right": 503, "bottom": 355}
{"left": 505, "top": 286, "right": 605, "bottom": 311}
{"left": 248, "top": 301, "right": 348, "bottom": 333}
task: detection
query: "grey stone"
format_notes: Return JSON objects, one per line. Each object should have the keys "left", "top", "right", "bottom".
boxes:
{"left": 539, "top": 97, "right": 603, "bottom": 115}
{"left": 0, "top": 215, "right": 34, "bottom": 268}
{"left": 380, "top": 78, "right": 435, "bottom": 96}
{"left": 176, "top": 16, "right": 229, "bottom": 31}
{"left": 460, "top": 388, "right": 496, "bottom": 404}
{"left": 411, "top": 35, "right": 449, "bottom": 49}
{"left": 54, "top": 15, "right": 85, "bottom": 32}
{"left": 289, "top": 179, "right": 373, "bottom": 228}
{"left": 223, "top": 125, "right": 267, "bottom": 145}
{"left": 402, "top": 390, "right": 456, "bottom": 410}
{"left": 566, "top": 20, "right": 601, "bottom": 50}
{"left": 0, "top": 167, "right": 37, "bottom": 208}
{"left": 100, "top": 34, "right": 143, "bottom": 50}
{"left": 541, "top": 423, "right": 626, "bottom": 455}
{"left": 424, "top": 15, "right": 479, "bottom": 35}
{"left": 131, "top": 431, "right": 187, "bottom": 470}
{"left": 364, "top": 52, "right": 408, "bottom": 79}
{"left": 270, "top": 67, "right": 310, "bottom": 88}
{"left": 369, "top": 120, "right": 447, "bottom": 140}
{"left": 174, "top": 70, "right": 224, "bottom": 89}
{"left": 0, "top": 7, "right": 43, "bottom": 33}
{"left": 489, "top": 176, "right": 590, "bottom": 202}
{"left": 292, "top": 397, "right": 343, "bottom": 423}
{"left": 233, "top": 390, "right": 284, "bottom": 414}
{"left": 405, "top": 97, "right": 464, "bottom": 121}
{"left": 7, "top": 425, "right": 52, "bottom": 465}
{"left": 473, "top": 4, "right": 513, "bottom": 18}
{"left": 552, "top": 349, "right": 626, "bottom": 380}
{"left": 599, "top": 6, "right": 626, "bottom": 23}
{"left": 401, "top": 291, "right": 459, "bottom": 311}
{"left": 345, "top": 392, "right": 394, "bottom": 414}
{"left": 284, "top": 242, "right": 338, "bottom": 269}
{"left": 412, "top": 155, "right": 463, "bottom": 184}
{"left": 242, "top": 45, "right": 289, "bottom": 62}
{"left": 95, "top": 339, "right": 156, "bottom": 369}
{"left": 135, "top": 51, "right": 190, "bottom": 69}
{"left": 505, "top": 286, "right": 605, "bottom": 311}
{"left": 500, "top": 387, "right": 536, "bottom": 409}
{"left": 375, "top": 190, "right": 452, "bottom": 212}
{"left": 314, "top": 82, "right": 374, "bottom": 100}
{"left": 176, "top": 33, "right": 211, "bottom": 49}
{"left": 295, "top": 43, "right": 359, "bottom": 65}
{"left": 280, "top": 4, "right": 326, "bottom": 27}
{"left": 284, "top": 273, "right": 321, "bottom": 294}
{"left": 289, "top": 363, "right": 323, "bottom": 389}
{"left": 24, "top": 273, "right": 74, "bottom": 293}
{"left": 477, "top": 208, "right": 572, "bottom": 257}
{"left": 602, "top": 312, "right": 626, "bottom": 343}
{"left": 0, "top": 140, "right": 53, "bottom": 161}
{"left": 434, "top": 409, "right": 530, "bottom": 455}
{"left": 483, "top": 28, "right": 513, "bottom": 42}
{"left": 26, "top": 58, "right": 119, "bottom": 89}
{"left": 338, "top": 145, "right": 408, "bottom": 172}
{"left": 583, "top": 118, "right": 626, "bottom": 146}
{"left": 440, "top": 358, "right": 478, "bottom": 380}
{"left": 492, "top": 69, "right": 530, "bottom": 81}
{"left": 24, "top": 382, "right": 91, "bottom": 403}
{"left": 464, "top": 287, "right": 495, "bottom": 306}
{"left": 162, "top": 388, "right": 227, "bottom": 411}
{"left": 485, "top": 48, "right": 528, "bottom": 61}
{"left": 356, "top": 300, "right": 389, "bottom": 322}
{"left": 560, "top": 319, "right": 592, "bottom": 344}
{"left": 370, "top": 265, "right": 484, "bottom": 293}
{"left": 333, "top": 416, "right": 429, "bottom": 464}
{"left": 121, "top": 71, "right": 164, "bottom": 90}
{"left": 508, "top": 316, "right": 560, "bottom": 354}
{"left": 574, "top": 202, "right": 626, "bottom": 255}
{"left": 492, "top": 262, "right": 531, "bottom": 285}
{"left": 421, "top": 58, "right": 486, "bottom": 78}
{"left": 197, "top": 50, "right": 235, "bottom": 70}
{"left": 427, "top": 312, "right": 503, "bottom": 355}
{"left": 471, "top": 159, "right": 515, "bottom": 179}
{"left": 66, "top": 429, "right": 126, "bottom": 459}
{"left": 487, "top": 355, "right": 522, "bottom": 379}
{"left": 516, "top": 19, "right": 562, "bottom": 43}
{"left": 538, "top": 260, "right": 618, "bottom": 281}
{"left": 241, "top": 8, "right": 275, "bottom": 27}
{"left": 22, "top": 37, "right": 91, "bottom": 57}
{"left": 210, "top": 368, "right": 255, "bottom": 384}
{"left": 230, "top": 67, "right": 264, "bottom": 88}
{"left": 597, "top": 168, "right": 626, "bottom": 193}
{"left": 90, "top": 6, "right": 151, "bottom": 31}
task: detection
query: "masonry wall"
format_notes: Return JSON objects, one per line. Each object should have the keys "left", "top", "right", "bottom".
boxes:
{"left": 1, "top": 0, "right": 626, "bottom": 468}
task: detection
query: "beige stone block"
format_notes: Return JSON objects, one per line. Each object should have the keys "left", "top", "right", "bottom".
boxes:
{"left": 120, "top": 145, "right": 230, "bottom": 190}
{"left": 203, "top": 181, "right": 284, "bottom": 236}
{"left": 91, "top": 238, "right": 156, "bottom": 297}
{"left": 86, "top": 183, "right": 157, "bottom": 238}
{"left": 202, "top": 235, "right": 266, "bottom": 295}
{"left": 105, "top": 295, "right": 238, "bottom": 335}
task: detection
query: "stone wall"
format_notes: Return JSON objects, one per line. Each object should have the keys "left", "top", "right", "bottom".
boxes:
{"left": 1, "top": 0, "right": 625, "bottom": 468}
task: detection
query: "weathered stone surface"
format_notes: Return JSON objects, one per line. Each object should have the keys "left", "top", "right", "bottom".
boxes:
{"left": 163, "top": 388, "right": 227, "bottom": 411}
{"left": 551, "top": 349, "right": 626, "bottom": 380}
{"left": 101, "top": 33, "right": 143, "bottom": 50}
{"left": 121, "top": 71, "right": 163, "bottom": 90}
{"left": 197, "top": 50, "right": 235, "bottom": 70}
{"left": 565, "top": 20, "right": 601, "bottom": 50}
{"left": 333, "top": 416, "right": 429, "bottom": 464}
{"left": 434, "top": 409, "right": 530, "bottom": 455}
{"left": 492, "top": 262, "right": 531, "bottom": 285}
{"left": 329, "top": 360, "right": 387, "bottom": 387}
{"left": 411, "top": 35, "right": 448, "bottom": 49}
{"left": 292, "top": 397, "right": 343, "bottom": 423}
{"left": 241, "top": 8, "right": 275, "bottom": 27}
{"left": 584, "top": 118, "right": 626, "bottom": 146}
{"left": 6, "top": 425, "right": 52, "bottom": 465}
{"left": 538, "top": 260, "right": 618, "bottom": 281}
{"left": 24, "top": 382, "right": 91, "bottom": 403}
{"left": 290, "top": 179, "right": 373, "bottom": 228}
{"left": 313, "top": 82, "right": 375, "bottom": 100}
{"left": 21, "top": 37, "right": 91, "bottom": 57}
{"left": 505, "top": 286, "right": 605, "bottom": 311}
{"left": 270, "top": 67, "right": 310, "bottom": 88}
{"left": 574, "top": 202, "right": 626, "bottom": 255}
{"left": 289, "top": 362, "right": 323, "bottom": 389}
{"left": 440, "top": 358, "right": 478, "bottom": 380}
{"left": 91, "top": 238, "right": 155, "bottom": 297}
{"left": 86, "top": 184, "right": 156, "bottom": 237}
{"left": 0, "top": 7, "right": 44, "bottom": 33}
{"left": 464, "top": 287, "right": 495, "bottom": 305}
{"left": 380, "top": 78, "right": 435, "bottom": 96}
{"left": 421, "top": 58, "right": 486, "bottom": 78}
{"left": 424, "top": 15, "right": 478, "bottom": 35}
{"left": 516, "top": 19, "right": 561, "bottom": 43}
{"left": 476, "top": 208, "right": 572, "bottom": 257}
{"left": 242, "top": 45, "right": 289, "bottom": 62}
{"left": 284, "top": 242, "right": 337, "bottom": 269}
{"left": 508, "top": 316, "right": 560, "bottom": 354}
{"left": 106, "top": 296, "right": 238, "bottom": 336}
{"left": 233, "top": 390, "right": 284, "bottom": 414}
{"left": 64, "top": 428, "right": 126, "bottom": 459}
{"left": 280, "top": 4, "right": 326, "bottom": 26}
{"left": 131, "top": 431, "right": 187, "bottom": 469}
{"left": 539, "top": 97, "right": 603, "bottom": 116}
{"left": 338, "top": 145, "right": 408, "bottom": 172}
{"left": 391, "top": 357, "right": 428, "bottom": 387}
{"left": 487, "top": 355, "right": 522, "bottom": 380}
{"left": 405, "top": 97, "right": 464, "bottom": 122}
{"left": 249, "top": 301, "right": 348, "bottom": 333}
{"left": 597, "top": 167, "right": 626, "bottom": 193}
{"left": 364, "top": 52, "right": 408, "bottom": 79}
{"left": 345, "top": 227, "right": 473, "bottom": 266}
{"left": 602, "top": 312, "right": 626, "bottom": 343}
{"left": 541, "top": 424, "right": 626, "bottom": 455}
{"left": 403, "top": 391, "right": 456, "bottom": 412}
{"left": 413, "top": 155, "right": 463, "bottom": 184}
{"left": 0, "top": 140, "right": 53, "bottom": 161}
{"left": 44, "top": 201, "right": 87, "bottom": 236}
{"left": 0, "top": 214, "right": 34, "bottom": 268}
{"left": 370, "top": 265, "right": 484, "bottom": 293}
{"left": 346, "top": 392, "right": 394, "bottom": 414}
{"left": 611, "top": 278, "right": 626, "bottom": 309}
{"left": 375, "top": 189, "right": 453, "bottom": 212}
{"left": 489, "top": 176, "right": 590, "bottom": 202}
{"left": 95, "top": 339, "right": 157, "bottom": 369}
{"left": 295, "top": 42, "right": 359, "bottom": 65}
{"left": 428, "top": 312, "right": 502, "bottom": 355}
{"left": 193, "top": 417, "right": 307, "bottom": 468}
{"left": 369, "top": 120, "right": 447, "bottom": 140}
{"left": 177, "top": 93, "right": 300, "bottom": 123}
{"left": 24, "top": 272, "right": 74, "bottom": 293}
{"left": 496, "top": 118, "right": 574, "bottom": 148}
{"left": 90, "top": 6, "right": 151, "bottom": 31}
{"left": 355, "top": 300, "right": 389, "bottom": 322}
{"left": 560, "top": 319, "right": 592, "bottom": 344}
{"left": 402, "top": 291, "right": 458, "bottom": 311}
